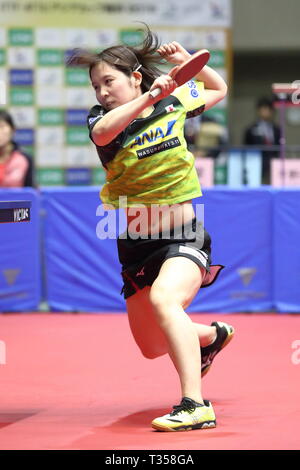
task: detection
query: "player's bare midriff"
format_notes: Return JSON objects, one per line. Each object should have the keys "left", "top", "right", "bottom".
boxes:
{"left": 125, "top": 200, "right": 195, "bottom": 236}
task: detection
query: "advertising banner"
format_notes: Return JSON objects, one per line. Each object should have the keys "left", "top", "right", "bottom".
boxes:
{"left": 0, "top": 0, "right": 232, "bottom": 185}
{"left": 0, "top": 188, "right": 41, "bottom": 311}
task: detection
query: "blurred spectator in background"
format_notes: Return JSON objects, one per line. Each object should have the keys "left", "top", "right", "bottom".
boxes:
{"left": 185, "top": 114, "right": 228, "bottom": 159}
{"left": 195, "top": 115, "right": 228, "bottom": 159}
{"left": 243, "top": 97, "right": 280, "bottom": 184}
{"left": 0, "top": 110, "right": 33, "bottom": 187}
{"left": 184, "top": 115, "right": 201, "bottom": 151}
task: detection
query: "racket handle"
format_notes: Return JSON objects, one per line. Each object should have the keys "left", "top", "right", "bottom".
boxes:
{"left": 149, "top": 87, "right": 162, "bottom": 99}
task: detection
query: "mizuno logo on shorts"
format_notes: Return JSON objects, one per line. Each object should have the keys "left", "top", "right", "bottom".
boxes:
{"left": 136, "top": 267, "right": 145, "bottom": 277}
{"left": 179, "top": 246, "right": 208, "bottom": 266}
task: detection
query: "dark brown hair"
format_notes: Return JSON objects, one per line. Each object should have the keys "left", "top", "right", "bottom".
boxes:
{"left": 67, "top": 24, "right": 164, "bottom": 93}
{"left": 0, "top": 110, "right": 15, "bottom": 130}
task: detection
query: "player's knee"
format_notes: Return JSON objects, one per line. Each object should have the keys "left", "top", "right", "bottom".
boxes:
{"left": 149, "top": 286, "right": 185, "bottom": 326}
{"left": 149, "top": 285, "right": 185, "bottom": 312}
{"left": 149, "top": 286, "right": 171, "bottom": 311}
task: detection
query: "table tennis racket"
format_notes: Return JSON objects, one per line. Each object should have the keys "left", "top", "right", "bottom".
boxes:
{"left": 149, "top": 49, "right": 210, "bottom": 98}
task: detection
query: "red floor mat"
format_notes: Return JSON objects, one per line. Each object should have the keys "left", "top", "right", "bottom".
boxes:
{"left": 0, "top": 313, "right": 299, "bottom": 450}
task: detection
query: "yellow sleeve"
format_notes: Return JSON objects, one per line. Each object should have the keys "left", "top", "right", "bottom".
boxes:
{"left": 172, "top": 79, "right": 205, "bottom": 118}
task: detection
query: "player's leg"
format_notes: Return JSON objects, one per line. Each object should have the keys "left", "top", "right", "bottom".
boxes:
{"left": 125, "top": 273, "right": 223, "bottom": 361}
{"left": 126, "top": 286, "right": 168, "bottom": 359}
{"left": 125, "top": 260, "right": 233, "bottom": 377}
{"left": 149, "top": 256, "right": 217, "bottom": 431}
{"left": 149, "top": 256, "right": 204, "bottom": 403}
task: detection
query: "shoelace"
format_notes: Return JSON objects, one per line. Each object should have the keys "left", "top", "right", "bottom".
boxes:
{"left": 170, "top": 399, "right": 196, "bottom": 416}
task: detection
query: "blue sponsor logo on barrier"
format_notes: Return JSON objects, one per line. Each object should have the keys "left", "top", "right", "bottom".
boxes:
{"left": 66, "top": 109, "right": 89, "bottom": 126}
{"left": 10, "top": 69, "right": 34, "bottom": 86}
{"left": 14, "top": 129, "right": 35, "bottom": 146}
{"left": 65, "top": 168, "right": 92, "bottom": 185}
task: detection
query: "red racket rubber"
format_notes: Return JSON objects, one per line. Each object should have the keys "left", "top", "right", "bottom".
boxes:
{"left": 149, "top": 49, "right": 210, "bottom": 99}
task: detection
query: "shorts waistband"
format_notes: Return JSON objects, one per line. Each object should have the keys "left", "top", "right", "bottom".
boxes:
{"left": 123, "top": 217, "right": 199, "bottom": 241}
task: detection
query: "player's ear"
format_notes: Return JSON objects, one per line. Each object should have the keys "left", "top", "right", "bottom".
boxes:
{"left": 132, "top": 71, "right": 142, "bottom": 87}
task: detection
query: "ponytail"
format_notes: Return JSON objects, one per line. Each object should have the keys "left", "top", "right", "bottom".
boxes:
{"left": 67, "top": 23, "right": 165, "bottom": 92}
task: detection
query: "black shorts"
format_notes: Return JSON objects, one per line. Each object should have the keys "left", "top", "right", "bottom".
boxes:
{"left": 117, "top": 217, "right": 224, "bottom": 299}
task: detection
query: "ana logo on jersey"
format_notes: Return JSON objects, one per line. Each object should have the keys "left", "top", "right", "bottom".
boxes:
{"left": 130, "top": 119, "right": 176, "bottom": 148}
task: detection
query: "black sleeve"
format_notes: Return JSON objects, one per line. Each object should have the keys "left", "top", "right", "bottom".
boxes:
{"left": 86, "top": 105, "right": 124, "bottom": 168}
{"left": 87, "top": 105, "right": 106, "bottom": 144}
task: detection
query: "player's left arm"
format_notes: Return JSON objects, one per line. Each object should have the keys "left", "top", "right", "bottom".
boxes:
{"left": 194, "top": 65, "right": 227, "bottom": 111}
{"left": 157, "top": 42, "right": 227, "bottom": 111}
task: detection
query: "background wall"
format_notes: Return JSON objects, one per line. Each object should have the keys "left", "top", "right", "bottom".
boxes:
{"left": 232, "top": 0, "right": 300, "bottom": 52}
{"left": 0, "top": 0, "right": 232, "bottom": 186}
{"left": 231, "top": 0, "right": 300, "bottom": 147}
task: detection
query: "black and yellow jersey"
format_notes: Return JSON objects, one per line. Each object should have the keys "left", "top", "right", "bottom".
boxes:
{"left": 87, "top": 79, "right": 205, "bottom": 208}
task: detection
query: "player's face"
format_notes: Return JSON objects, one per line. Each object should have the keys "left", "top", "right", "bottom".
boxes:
{"left": 0, "top": 120, "right": 14, "bottom": 148}
{"left": 91, "top": 62, "right": 140, "bottom": 110}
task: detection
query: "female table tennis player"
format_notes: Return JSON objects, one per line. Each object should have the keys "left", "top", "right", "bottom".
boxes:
{"left": 68, "top": 25, "right": 234, "bottom": 432}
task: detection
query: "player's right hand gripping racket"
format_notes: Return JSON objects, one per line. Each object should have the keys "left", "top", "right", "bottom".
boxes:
{"left": 149, "top": 49, "right": 210, "bottom": 99}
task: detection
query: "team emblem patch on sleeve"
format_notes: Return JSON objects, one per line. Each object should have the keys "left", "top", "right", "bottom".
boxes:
{"left": 165, "top": 104, "right": 175, "bottom": 113}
